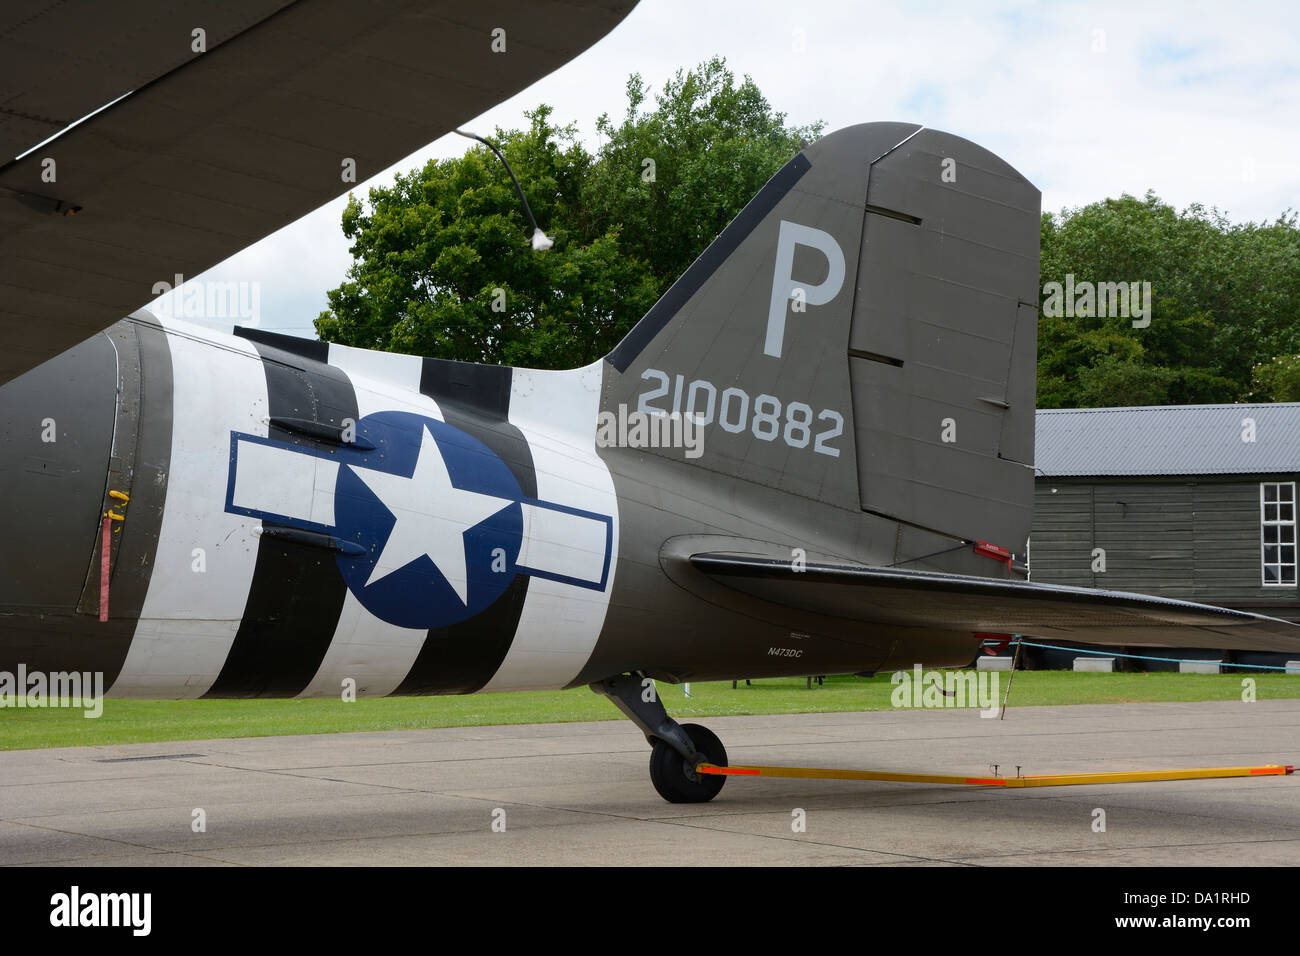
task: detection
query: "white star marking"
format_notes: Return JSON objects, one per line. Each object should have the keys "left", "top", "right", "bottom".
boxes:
{"left": 350, "top": 424, "right": 514, "bottom": 604}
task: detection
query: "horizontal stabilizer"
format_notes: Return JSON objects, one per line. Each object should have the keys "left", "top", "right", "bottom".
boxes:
{"left": 690, "top": 553, "right": 1300, "bottom": 653}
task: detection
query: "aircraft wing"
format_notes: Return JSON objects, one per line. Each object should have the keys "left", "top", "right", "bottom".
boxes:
{"left": 0, "top": 0, "right": 638, "bottom": 386}
{"left": 690, "top": 553, "right": 1300, "bottom": 653}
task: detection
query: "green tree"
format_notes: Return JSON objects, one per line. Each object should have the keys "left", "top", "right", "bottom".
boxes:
{"left": 1038, "top": 192, "right": 1300, "bottom": 407}
{"left": 314, "top": 106, "right": 659, "bottom": 368}
{"left": 1250, "top": 353, "right": 1300, "bottom": 402}
{"left": 315, "top": 59, "right": 819, "bottom": 368}
{"left": 583, "top": 56, "right": 822, "bottom": 298}
{"left": 317, "top": 66, "right": 1300, "bottom": 408}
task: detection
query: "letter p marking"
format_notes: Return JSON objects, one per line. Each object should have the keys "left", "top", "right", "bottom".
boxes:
{"left": 764, "top": 220, "right": 846, "bottom": 358}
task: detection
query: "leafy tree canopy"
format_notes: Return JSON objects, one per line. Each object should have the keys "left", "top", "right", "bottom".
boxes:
{"left": 1038, "top": 191, "right": 1300, "bottom": 407}
{"left": 314, "top": 57, "right": 819, "bottom": 368}
{"left": 316, "top": 61, "right": 1300, "bottom": 409}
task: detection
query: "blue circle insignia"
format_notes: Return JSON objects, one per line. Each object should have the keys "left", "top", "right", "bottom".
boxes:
{"left": 331, "top": 411, "right": 523, "bottom": 629}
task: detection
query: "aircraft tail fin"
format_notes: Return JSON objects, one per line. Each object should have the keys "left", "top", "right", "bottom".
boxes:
{"left": 603, "top": 122, "right": 1041, "bottom": 553}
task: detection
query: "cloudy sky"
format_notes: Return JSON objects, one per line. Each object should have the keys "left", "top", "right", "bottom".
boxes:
{"left": 155, "top": 0, "right": 1300, "bottom": 336}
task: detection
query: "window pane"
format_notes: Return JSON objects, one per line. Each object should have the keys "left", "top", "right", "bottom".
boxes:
{"left": 1260, "top": 484, "right": 1296, "bottom": 584}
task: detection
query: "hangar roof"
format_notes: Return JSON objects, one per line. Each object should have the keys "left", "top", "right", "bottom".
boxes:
{"left": 1035, "top": 404, "right": 1300, "bottom": 477}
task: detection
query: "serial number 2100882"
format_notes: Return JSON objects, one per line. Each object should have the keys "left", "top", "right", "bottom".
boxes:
{"left": 636, "top": 369, "right": 843, "bottom": 458}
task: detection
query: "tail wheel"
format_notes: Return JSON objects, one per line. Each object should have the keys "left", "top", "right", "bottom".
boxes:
{"left": 649, "top": 722, "right": 728, "bottom": 803}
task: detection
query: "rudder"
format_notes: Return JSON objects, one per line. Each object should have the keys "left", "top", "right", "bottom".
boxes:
{"left": 603, "top": 122, "right": 1040, "bottom": 553}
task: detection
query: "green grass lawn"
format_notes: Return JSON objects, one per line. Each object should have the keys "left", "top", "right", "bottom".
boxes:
{"left": 2, "top": 671, "right": 1296, "bottom": 751}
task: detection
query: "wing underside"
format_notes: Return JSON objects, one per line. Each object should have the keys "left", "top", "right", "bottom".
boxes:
{"left": 0, "top": 0, "right": 638, "bottom": 385}
{"left": 690, "top": 553, "right": 1300, "bottom": 653}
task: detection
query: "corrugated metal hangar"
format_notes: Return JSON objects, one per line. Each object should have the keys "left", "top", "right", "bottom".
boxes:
{"left": 1028, "top": 403, "right": 1300, "bottom": 670}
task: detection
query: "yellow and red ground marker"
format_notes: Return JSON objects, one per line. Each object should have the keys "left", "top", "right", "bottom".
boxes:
{"left": 695, "top": 762, "right": 1294, "bottom": 788}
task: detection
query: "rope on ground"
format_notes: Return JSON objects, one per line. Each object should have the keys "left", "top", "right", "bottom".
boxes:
{"left": 981, "top": 638, "right": 1299, "bottom": 672}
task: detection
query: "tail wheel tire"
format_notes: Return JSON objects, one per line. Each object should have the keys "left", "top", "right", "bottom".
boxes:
{"left": 649, "top": 723, "right": 728, "bottom": 803}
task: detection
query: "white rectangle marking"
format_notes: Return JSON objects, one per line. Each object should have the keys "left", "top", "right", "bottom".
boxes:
{"left": 517, "top": 504, "right": 608, "bottom": 585}
{"left": 231, "top": 438, "right": 337, "bottom": 528}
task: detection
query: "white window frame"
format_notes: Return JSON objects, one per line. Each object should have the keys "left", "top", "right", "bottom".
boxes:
{"left": 1260, "top": 481, "right": 1297, "bottom": 587}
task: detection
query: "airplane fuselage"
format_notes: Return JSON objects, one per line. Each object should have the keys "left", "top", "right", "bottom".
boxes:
{"left": 0, "top": 313, "right": 983, "bottom": 699}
